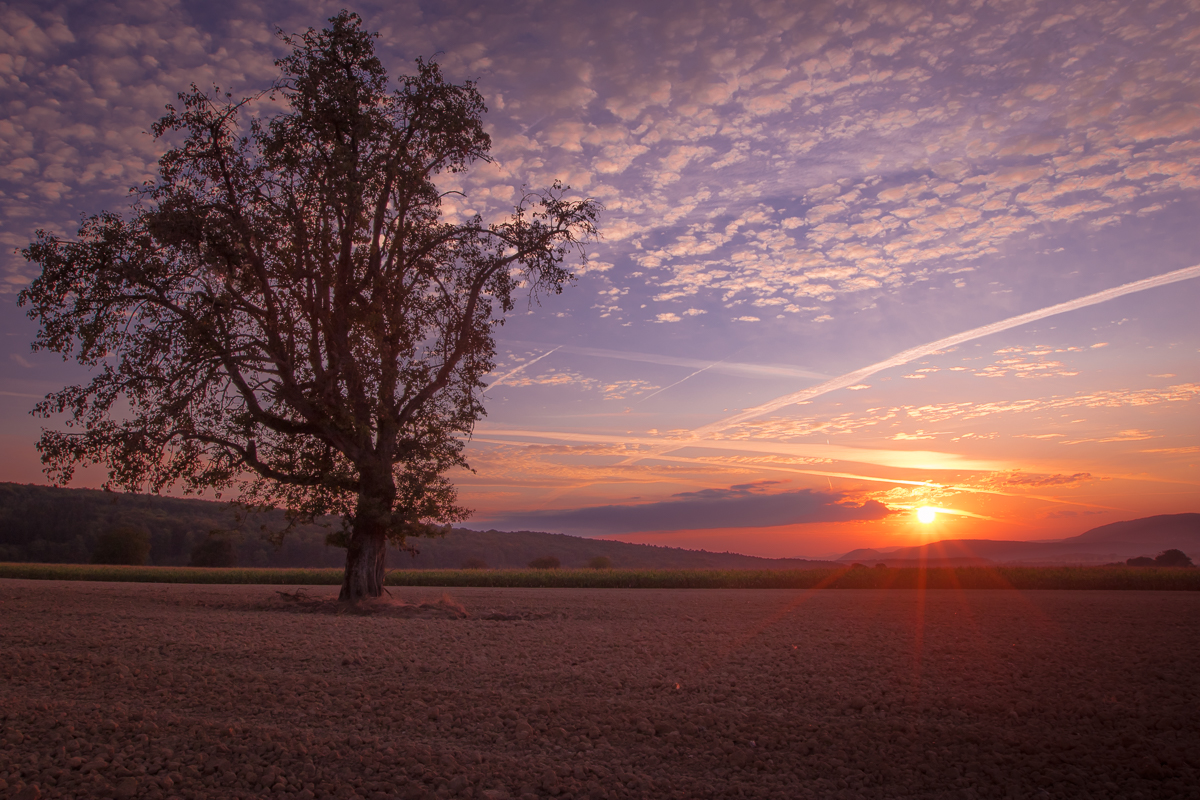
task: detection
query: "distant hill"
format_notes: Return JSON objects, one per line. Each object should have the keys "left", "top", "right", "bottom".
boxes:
{"left": 0, "top": 482, "right": 839, "bottom": 571}
{"left": 0, "top": 482, "right": 339, "bottom": 568}
{"left": 388, "top": 528, "right": 837, "bottom": 570}
{"left": 1063, "top": 514, "right": 1200, "bottom": 549}
{"left": 839, "top": 513, "right": 1200, "bottom": 566}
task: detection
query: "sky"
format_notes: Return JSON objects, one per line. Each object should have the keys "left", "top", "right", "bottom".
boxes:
{"left": 1, "top": 0, "right": 1198, "bottom": 558}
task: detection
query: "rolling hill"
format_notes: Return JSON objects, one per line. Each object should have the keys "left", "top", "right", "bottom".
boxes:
{"left": 0, "top": 482, "right": 838, "bottom": 570}
{"left": 5, "top": 482, "right": 1192, "bottom": 570}
{"left": 839, "top": 513, "right": 1200, "bottom": 566}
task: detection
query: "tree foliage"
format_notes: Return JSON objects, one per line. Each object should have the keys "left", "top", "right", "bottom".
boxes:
{"left": 190, "top": 537, "right": 239, "bottom": 568}
{"left": 19, "top": 12, "right": 598, "bottom": 599}
{"left": 91, "top": 526, "right": 151, "bottom": 565}
{"left": 1154, "top": 549, "right": 1193, "bottom": 567}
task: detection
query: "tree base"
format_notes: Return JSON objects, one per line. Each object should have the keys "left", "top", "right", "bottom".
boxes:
{"left": 339, "top": 530, "right": 387, "bottom": 602}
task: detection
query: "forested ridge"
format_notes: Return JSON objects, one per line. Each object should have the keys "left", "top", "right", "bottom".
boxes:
{"left": 0, "top": 482, "right": 838, "bottom": 570}
{"left": 0, "top": 482, "right": 340, "bottom": 567}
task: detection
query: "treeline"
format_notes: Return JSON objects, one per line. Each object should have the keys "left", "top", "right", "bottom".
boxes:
{"left": 1123, "top": 549, "right": 1194, "bottom": 568}
{"left": 0, "top": 483, "right": 342, "bottom": 568}
{"left": 0, "top": 483, "right": 840, "bottom": 571}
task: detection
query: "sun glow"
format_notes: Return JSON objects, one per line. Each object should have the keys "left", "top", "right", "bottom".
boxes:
{"left": 917, "top": 506, "right": 937, "bottom": 524}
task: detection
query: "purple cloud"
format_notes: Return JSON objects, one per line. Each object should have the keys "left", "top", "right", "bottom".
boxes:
{"left": 481, "top": 482, "right": 892, "bottom": 534}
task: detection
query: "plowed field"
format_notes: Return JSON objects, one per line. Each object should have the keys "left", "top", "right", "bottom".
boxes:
{"left": 1, "top": 581, "right": 1197, "bottom": 800}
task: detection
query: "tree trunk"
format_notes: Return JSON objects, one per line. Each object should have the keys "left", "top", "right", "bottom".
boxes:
{"left": 339, "top": 473, "right": 394, "bottom": 601}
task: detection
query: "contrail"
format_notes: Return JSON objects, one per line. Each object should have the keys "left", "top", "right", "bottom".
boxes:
{"left": 487, "top": 346, "right": 561, "bottom": 389}
{"left": 503, "top": 341, "right": 829, "bottom": 380}
{"left": 470, "top": 430, "right": 1000, "bottom": 469}
{"left": 636, "top": 360, "right": 724, "bottom": 403}
{"left": 696, "top": 264, "right": 1200, "bottom": 435}
{"left": 623, "top": 263, "right": 1200, "bottom": 462}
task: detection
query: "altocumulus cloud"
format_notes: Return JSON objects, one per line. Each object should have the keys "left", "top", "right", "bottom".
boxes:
{"left": 483, "top": 481, "right": 891, "bottom": 534}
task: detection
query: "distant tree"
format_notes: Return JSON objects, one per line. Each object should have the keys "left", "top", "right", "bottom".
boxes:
{"left": 586, "top": 555, "right": 612, "bottom": 570}
{"left": 875, "top": 563, "right": 887, "bottom": 569}
{"left": 528, "top": 555, "right": 560, "bottom": 570}
{"left": 1126, "top": 556, "right": 1156, "bottom": 567}
{"left": 190, "top": 537, "right": 238, "bottom": 568}
{"left": 1154, "top": 549, "right": 1194, "bottom": 567}
{"left": 91, "top": 526, "right": 151, "bottom": 565}
{"left": 850, "top": 562, "right": 867, "bottom": 569}
{"left": 461, "top": 557, "right": 488, "bottom": 570}
{"left": 19, "top": 12, "right": 598, "bottom": 601}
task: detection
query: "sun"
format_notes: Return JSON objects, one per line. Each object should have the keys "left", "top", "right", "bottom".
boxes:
{"left": 917, "top": 506, "right": 937, "bottom": 524}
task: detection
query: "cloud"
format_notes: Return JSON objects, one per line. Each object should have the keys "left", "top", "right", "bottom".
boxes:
{"left": 892, "top": 430, "right": 938, "bottom": 440}
{"left": 8, "top": 0, "right": 1200, "bottom": 314}
{"left": 973, "top": 346, "right": 1081, "bottom": 379}
{"left": 1064, "top": 429, "right": 1157, "bottom": 445}
{"left": 978, "top": 472, "right": 1093, "bottom": 488}
{"left": 792, "top": 382, "right": 1199, "bottom": 433}
{"left": 481, "top": 482, "right": 892, "bottom": 534}
{"left": 473, "top": 427, "right": 1001, "bottom": 470}
{"left": 495, "top": 369, "right": 658, "bottom": 400}
{"left": 704, "top": 378, "right": 1199, "bottom": 446}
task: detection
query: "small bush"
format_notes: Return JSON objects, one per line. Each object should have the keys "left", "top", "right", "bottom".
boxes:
{"left": 190, "top": 537, "right": 238, "bottom": 568}
{"left": 586, "top": 556, "right": 613, "bottom": 570}
{"left": 461, "top": 557, "right": 489, "bottom": 570}
{"left": 91, "top": 526, "right": 151, "bottom": 566}
{"left": 528, "top": 555, "right": 560, "bottom": 570}
{"left": 1126, "top": 556, "right": 1156, "bottom": 567}
{"left": 1155, "top": 549, "right": 1194, "bottom": 567}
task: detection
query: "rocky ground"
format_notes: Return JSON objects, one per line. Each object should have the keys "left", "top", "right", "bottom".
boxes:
{"left": 1, "top": 580, "right": 1198, "bottom": 800}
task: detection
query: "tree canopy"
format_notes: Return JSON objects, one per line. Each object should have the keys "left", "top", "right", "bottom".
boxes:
{"left": 1155, "top": 549, "right": 1194, "bottom": 567}
{"left": 19, "top": 11, "right": 599, "bottom": 599}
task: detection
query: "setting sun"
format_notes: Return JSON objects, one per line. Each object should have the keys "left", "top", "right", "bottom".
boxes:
{"left": 917, "top": 507, "right": 938, "bottom": 524}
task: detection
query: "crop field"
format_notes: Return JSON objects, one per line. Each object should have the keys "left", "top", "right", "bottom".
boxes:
{"left": 2, "top": 562, "right": 1199, "bottom": 590}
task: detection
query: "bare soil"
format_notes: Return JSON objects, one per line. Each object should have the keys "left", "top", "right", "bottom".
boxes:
{"left": 1, "top": 580, "right": 1198, "bottom": 800}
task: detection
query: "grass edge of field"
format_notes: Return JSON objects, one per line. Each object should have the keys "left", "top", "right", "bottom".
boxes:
{"left": 1, "top": 562, "right": 1199, "bottom": 590}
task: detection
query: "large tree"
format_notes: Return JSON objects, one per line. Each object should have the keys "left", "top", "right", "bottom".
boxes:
{"left": 19, "top": 12, "right": 598, "bottom": 600}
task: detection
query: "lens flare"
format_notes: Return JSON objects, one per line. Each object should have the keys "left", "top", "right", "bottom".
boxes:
{"left": 917, "top": 506, "right": 937, "bottom": 524}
